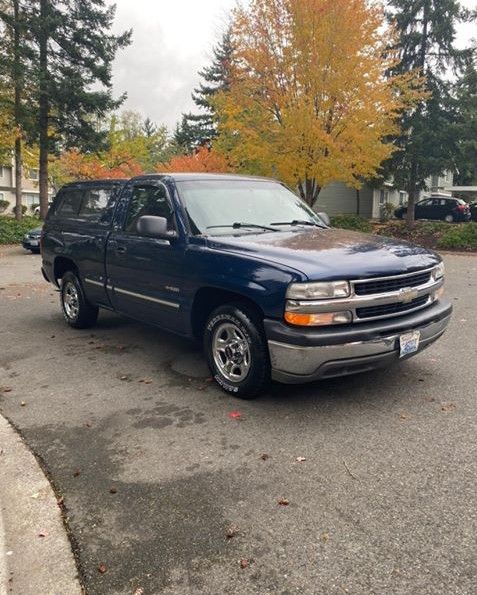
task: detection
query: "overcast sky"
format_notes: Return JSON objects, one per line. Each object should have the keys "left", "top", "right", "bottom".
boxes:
{"left": 111, "top": 0, "right": 477, "bottom": 132}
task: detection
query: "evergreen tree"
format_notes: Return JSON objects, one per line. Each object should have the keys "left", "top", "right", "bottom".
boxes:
{"left": 453, "top": 59, "right": 477, "bottom": 185}
{"left": 384, "top": 0, "right": 475, "bottom": 224}
{"left": 25, "top": 0, "right": 131, "bottom": 218}
{"left": 174, "top": 28, "right": 233, "bottom": 153}
{"left": 0, "top": 0, "right": 35, "bottom": 219}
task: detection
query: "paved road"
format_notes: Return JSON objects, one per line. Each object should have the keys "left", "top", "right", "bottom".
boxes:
{"left": 0, "top": 245, "right": 476, "bottom": 595}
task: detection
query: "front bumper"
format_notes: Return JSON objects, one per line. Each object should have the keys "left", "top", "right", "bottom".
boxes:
{"left": 265, "top": 300, "right": 452, "bottom": 384}
{"left": 22, "top": 239, "right": 40, "bottom": 251}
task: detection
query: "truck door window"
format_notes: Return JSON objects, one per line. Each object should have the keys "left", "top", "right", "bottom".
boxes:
{"left": 56, "top": 189, "right": 82, "bottom": 217}
{"left": 79, "top": 189, "right": 110, "bottom": 218}
{"left": 125, "top": 184, "right": 175, "bottom": 233}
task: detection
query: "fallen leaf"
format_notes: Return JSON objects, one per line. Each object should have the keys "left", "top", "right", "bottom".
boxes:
{"left": 57, "top": 497, "right": 64, "bottom": 506}
{"left": 260, "top": 453, "right": 270, "bottom": 461}
{"left": 38, "top": 531, "right": 47, "bottom": 538}
{"left": 20, "top": 401, "right": 26, "bottom": 407}
{"left": 321, "top": 532, "right": 329, "bottom": 542}
{"left": 278, "top": 498, "right": 289, "bottom": 506}
{"left": 132, "top": 589, "right": 144, "bottom": 595}
{"left": 296, "top": 456, "right": 306, "bottom": 462}
{"left": 120, "top": 375, "right": 128, "bottom": 381}
{"left": 425, "top": 396, "right": 436, "bottom": 402}
{"left": 2, "top": 387, "right": 12, "bottom": 393}
{"left": 31, "top": 492, "right": 40, "bottom": 499}
{"left": 73, "top": 469, "right": 81, "bottom": 477}
{"left": 109, "top": 487, "right": 118, "bottom": 494}
{"left": 240, "top": 559, "right": 249, "bottom": 569}
{"left": 98, "top": 564, "right": 107, "bottom": 574}
{"left": 139, "top": 378, "right": 152, "bottom": 384}
{"left": 441, "top": 403, "right": 456, "bottom": 412}
{"left": 228, "top": 411, "right": 242, "bottom": 420}
{"left": 226, "top": 524, "right": 240, "bottom": 539}
{"left": 399, "top": 413, "right": 408, "bottom": 420}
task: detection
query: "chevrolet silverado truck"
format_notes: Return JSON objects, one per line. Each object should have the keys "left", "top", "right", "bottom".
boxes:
{"left": 40, "top": 174, "right": 452, "bottom": 398}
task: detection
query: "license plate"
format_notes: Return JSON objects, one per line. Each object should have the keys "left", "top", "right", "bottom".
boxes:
{"left": 399, "top": 331, "right": 421, "bottom": 358}
{"left": 29, "top": 240, "right": 39, "bottom": 246}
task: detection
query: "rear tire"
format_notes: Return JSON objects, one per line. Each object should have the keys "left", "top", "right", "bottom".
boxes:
{"left": 60, "top": 271, "right": 98, "bottom": 329}
{"left": 204, "top": 303, "right": 270, "bottom": 399}
{"left": 444, "top": 214, "right": 454, "bottom": 223}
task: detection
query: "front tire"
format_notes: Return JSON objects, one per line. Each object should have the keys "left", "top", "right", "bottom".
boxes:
{"left": 204, "top": 303, "right": 270, "bottom": 399}
{"left": 444, "top": 214, "right": 454, "bottom": 223}
{"left": 60, "top": 271, "right": 98, "bottom": 329}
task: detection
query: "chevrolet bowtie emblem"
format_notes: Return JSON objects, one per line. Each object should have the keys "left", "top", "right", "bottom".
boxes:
{"left": 398, "top": 287, "right": 419, "bottom": 303}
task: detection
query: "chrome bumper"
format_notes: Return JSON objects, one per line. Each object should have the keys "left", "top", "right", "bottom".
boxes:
{"left": 268, "top": 310, "right": 451, "bottom": 384}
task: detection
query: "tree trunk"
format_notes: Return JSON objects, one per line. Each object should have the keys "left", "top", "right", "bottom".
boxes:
{"left": 38, "top": 0, "right": 49, "bottom": 220}
{"left": 13, "top": 0, "right": 22, "bottom": 220}
{"left": 298, "top": 177, "right": 321, "bottom": 209}
{"left": 406, "top": 160, "right": 418, "bottom": 226}
{"left": 356, "top": 188, "right": 360, "bottom": 216}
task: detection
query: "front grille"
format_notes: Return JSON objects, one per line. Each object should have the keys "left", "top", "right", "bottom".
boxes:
{"left": 354, "top": 271, "right": 432, "bottom": 296}
{"left": 356, "top": 295, "right": 429, "bottom": 319}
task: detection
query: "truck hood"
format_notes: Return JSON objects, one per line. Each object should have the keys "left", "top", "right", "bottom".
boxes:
{"left": 206, "top": 228, "right": 440, "bottom": 280}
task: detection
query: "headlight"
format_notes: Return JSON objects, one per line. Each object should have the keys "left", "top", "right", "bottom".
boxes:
{"left": 433, "top": 262, "right": 445, "bottom": 280}
{"left": 286, "top": 280, "right": 350, "bottom": 300}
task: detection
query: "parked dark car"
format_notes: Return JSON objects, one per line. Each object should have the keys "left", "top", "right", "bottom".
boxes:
{"left": 41, "top": 174, "right": 452, "bottom": 398}
{"left": 469, "top": 201, "right": 477, "bottom": 222}
{"left": 22, "top": 227, "right": 42, "bottom": 253}
{"left": 394, "top": 196, "right": 471, "bottom": 223}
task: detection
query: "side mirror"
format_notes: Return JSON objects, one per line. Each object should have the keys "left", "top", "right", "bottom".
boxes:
{"left": 136, "top": 215, "right": 175, "bottom": 239}
{"left": 317, "top": 212, "right": 330, "bottom": 226}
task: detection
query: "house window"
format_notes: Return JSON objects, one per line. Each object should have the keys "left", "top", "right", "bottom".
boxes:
{"left": 28, "top": 169, "right": 39, "bottom": 181}
{"left": 23, "top": 193, "right": 38, "bottom": 206}
{"left": 379, "top": 190, "right": 389, "bottom": 205}
{"left": 399, "top": 191, "right": 406, "bottom": 206}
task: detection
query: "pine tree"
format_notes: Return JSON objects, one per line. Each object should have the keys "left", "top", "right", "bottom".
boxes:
{"left": 453, "top": 59, "right": 477, "bottom": 185}
{"left": 0, "top": 0, "right": 34, "bottom": 219}
{"left": 26, "top": 0, "right": 131, "bottom": 218}
{"left": 174, "top": 28, "right": 233, "bottom": 153}
{"left": 384, "top": 0, "right": 475, "bottom": 224}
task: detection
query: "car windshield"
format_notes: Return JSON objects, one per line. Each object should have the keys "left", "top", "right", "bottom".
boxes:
{"left": 176, "top": 179, "right": 325, "bottom": 235}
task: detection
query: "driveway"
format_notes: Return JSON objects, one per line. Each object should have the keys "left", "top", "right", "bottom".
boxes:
{"left": 0, "top": 245, "right": 476, "bottom": 595}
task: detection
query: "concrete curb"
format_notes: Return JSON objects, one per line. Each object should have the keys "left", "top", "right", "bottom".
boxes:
{"left": 0, "top": 415, "right": 82, "bottom": 595}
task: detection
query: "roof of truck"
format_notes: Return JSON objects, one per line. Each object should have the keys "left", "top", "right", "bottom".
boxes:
{"left": 131, "top": 173, "right": 278, "bottom": 183}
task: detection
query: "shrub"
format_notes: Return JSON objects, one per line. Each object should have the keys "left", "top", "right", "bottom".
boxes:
{"left": 438, "top": 223, "right": 477, "bottom": 250}
{"left": 330, "top": 214, "right": 373, "bottom": 233}
{"left": 0, "top": 216, "right": 40, "bottom": 245}
{"left": 11, "top": 204, "right": 28, "bottom": 215}
{"left": 380, "top": 202, "right": 396, "bottom": 222}
{"left": 0, "top": 199, "right": 9, "bottom": 213}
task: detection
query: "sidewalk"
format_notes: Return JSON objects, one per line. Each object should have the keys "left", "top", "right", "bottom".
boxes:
{"left": 0, "top": 414, "right": 82, "bottom": 595}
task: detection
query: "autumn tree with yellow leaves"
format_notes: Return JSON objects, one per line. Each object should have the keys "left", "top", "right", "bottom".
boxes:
{"left": 214, "top": 0, "right": 424, "bottom": 207}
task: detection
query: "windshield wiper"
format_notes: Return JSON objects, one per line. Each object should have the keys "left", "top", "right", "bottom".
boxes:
{"left": 271, "top": 219, "right": 326, "bottom": 228}
{"left": 206, "top": 222, "right": 278, "bottom": 232}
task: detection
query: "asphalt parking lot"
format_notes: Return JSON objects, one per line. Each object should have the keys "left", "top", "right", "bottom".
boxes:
{"left": 1, "top": 245, "right": 476, "bottom": 595}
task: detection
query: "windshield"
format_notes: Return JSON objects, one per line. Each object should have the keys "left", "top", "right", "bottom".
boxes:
{"left": 177, "top": 179, "right": 324, "bottom": 235}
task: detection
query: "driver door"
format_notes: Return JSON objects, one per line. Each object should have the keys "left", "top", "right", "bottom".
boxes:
{"left": 106, "top": 180, "right": 187, "bottom": 333}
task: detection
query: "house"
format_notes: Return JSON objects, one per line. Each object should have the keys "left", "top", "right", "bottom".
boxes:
{"left": 0, "top": 162, "right": 53, "bottom": 214}
{"left": 316, "top": 171, "right": 454, "bottom": 218}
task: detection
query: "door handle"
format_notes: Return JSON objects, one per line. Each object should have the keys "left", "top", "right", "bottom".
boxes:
{"left": 116, "top": 246, "right": 127, "bottom": 255}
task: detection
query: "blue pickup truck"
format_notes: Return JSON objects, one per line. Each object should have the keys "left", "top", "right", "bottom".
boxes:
{"left": 41, "top": 174, "right": 452, "bottom": 398}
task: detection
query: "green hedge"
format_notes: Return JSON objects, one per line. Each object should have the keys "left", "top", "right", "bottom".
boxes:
{"left": 438, "top": 223, "right": 477, "bottom": 250}
{"left": 330, "top": 214, "right": 373, "bottom": 233}
{"left": 0, "top": 216, "right": 41, "bottom": 245}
